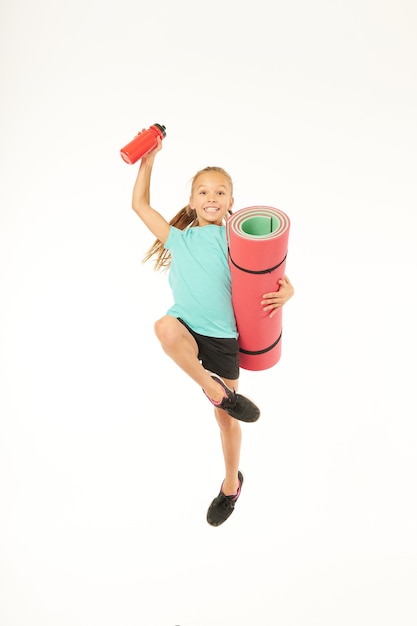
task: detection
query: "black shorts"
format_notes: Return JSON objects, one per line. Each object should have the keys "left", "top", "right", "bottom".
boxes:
{"left": 178, "top": 318, "right": 240, "bottom": 380}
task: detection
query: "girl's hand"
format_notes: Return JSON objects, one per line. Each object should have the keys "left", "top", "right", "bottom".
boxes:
{"left": 260, "top": 275, "right": 294, "bottom": 318}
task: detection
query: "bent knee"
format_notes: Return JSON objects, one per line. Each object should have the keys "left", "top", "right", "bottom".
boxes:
{"left": 154, "top": 315, "right": 188, "bottom": 349}
{"left": 154, "top": 316, "right": 176, "bottom": 342}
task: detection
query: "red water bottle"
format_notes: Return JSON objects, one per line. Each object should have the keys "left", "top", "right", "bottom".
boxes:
{"left": 120, "top": 123, "right": 166, "bottom": 164}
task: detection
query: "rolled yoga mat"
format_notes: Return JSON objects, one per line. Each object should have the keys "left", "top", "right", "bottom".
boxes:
{"left": 226, "top": 206, "right": 290, "bottom": 371}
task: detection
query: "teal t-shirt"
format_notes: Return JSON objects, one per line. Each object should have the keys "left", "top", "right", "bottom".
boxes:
{"left": 164, "top": 225, "right": 238, "bottom": 339}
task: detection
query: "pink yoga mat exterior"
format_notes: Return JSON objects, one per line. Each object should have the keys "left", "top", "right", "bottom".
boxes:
{"left": 226, "top": 206, "right": 290, "bottom": 371}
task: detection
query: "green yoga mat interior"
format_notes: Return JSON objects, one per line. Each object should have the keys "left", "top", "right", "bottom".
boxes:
{"left": 240, "top": 215, "right": 281, "bottom": 237}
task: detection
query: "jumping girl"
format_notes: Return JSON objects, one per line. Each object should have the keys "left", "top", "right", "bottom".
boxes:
{"left": 131, "top": 138, "right": 294, "bottom": 526}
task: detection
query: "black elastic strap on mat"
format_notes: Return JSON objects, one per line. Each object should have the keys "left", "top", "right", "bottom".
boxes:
{"left": 229, "top": 250, "right": 287, "bottom": 275}
{"left": 239, "top": 331, "right": 282, "bottom": 356}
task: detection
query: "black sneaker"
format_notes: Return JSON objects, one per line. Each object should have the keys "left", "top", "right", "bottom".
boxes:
{"left": 204, "top": 373, "right": 260, "bottom": 423}
{"left": 207, "top": 471, "right": 244, "bottom": 527}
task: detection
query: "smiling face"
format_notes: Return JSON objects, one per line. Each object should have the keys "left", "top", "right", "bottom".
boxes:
{"left": 190, "top": 170, "right": 234, "bottom": 227}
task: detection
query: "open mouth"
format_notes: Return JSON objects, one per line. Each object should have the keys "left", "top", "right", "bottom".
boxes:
{"left": 204, "top": 206, "right": 220, "bottom": 213}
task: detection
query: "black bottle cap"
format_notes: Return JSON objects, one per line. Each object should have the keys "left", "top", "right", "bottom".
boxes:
{"left": 153, "top": 123, "right": 166, "bottom": 137}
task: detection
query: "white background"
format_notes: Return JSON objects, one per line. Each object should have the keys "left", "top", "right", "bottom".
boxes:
{"left": 1, "top": 1, "right": 416, "bottom": 625}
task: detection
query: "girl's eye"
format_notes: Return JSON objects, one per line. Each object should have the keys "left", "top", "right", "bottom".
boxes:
{"left": 200, "top": 191, "right": 206, "bottom": 195}
{"left": 217, "top": 191, "right": 224, "bottom": 195}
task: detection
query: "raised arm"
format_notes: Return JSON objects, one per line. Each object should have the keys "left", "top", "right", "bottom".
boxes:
{"left": 131, "top": 139, "right": 170, "bottom": 244}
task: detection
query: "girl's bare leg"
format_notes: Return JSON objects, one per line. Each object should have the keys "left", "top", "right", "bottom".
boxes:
{"left": 154, "top": 315, "right": 230, "bottom": 403}
{"left": 214, "top": 377, "right": 241, "bottom": 495}
{"left": 155, "top": 316, "right": 242, "bottom": 494}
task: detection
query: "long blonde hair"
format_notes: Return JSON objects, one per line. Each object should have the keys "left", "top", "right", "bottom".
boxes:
{"left": 143, "top": 166, "right": 233, "bottom": 271}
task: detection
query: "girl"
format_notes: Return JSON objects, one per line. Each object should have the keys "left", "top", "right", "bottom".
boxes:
{"left": 131, "top": 138, "right": 294, "bottom": 526}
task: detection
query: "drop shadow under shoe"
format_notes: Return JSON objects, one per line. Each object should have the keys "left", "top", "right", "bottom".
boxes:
{"left": 207, "top": 471, "right": 244, "bottom": 527}
{"left": 204, "top": 373, "right": 260, "bottom": 423}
